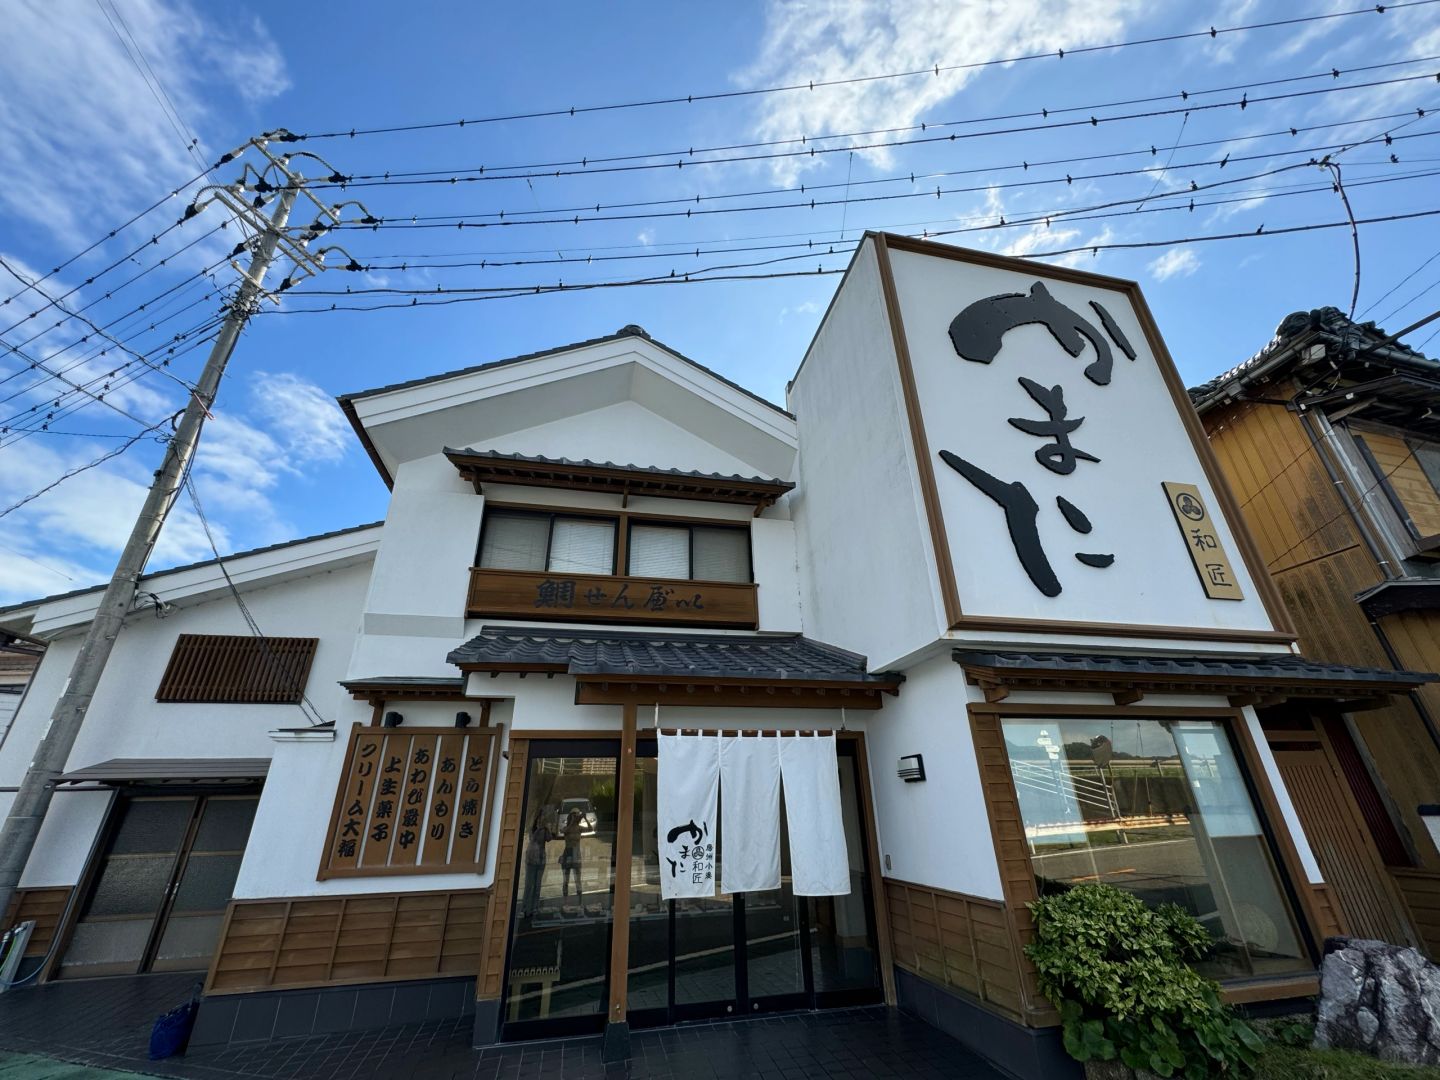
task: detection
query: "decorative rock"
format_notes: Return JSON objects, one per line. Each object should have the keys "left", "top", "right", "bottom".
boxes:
{"left": 1314, "top": 937, "right": 1440, "bottom": 1064}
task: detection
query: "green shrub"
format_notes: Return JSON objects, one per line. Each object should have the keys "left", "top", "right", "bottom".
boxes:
{"left": 1025, "top": 883, "right": 1264, "bottom": 1078}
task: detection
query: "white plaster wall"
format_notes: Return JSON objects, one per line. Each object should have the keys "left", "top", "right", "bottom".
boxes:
{"left": 861, "top": 652, "right": 1005, "bottom": 900}
{"left": 788, "top": 241, "right": 946, "bottom": 670}
{"left": 232, "top": 699, "right": 515, "bottom": 899}
{"left": 751, "top": 517, "right": 802, "bottom": 634}
{"left": 0, "top": 693, "right": 18, "bottom": 747}
{"left": 0, "top": 560, "right": 373, "bottom": 885}
{"left": 362, "top": 455, "right": 482, "bottom": 629}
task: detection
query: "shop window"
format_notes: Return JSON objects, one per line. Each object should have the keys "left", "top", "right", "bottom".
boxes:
{"left": 1353, "top": 428, "right": 1440, "bottom": 544}
{"left": 479, "top": 510, "right": 616, "bottom": 576}
{"left": 999, "top": 716, "right": 1311, "bottom": 980}
{"left": 628, "top": 523, "right": 751, "bottom": 582}
{"left": 155, "top": 634, "right": 317, "bottom": 704}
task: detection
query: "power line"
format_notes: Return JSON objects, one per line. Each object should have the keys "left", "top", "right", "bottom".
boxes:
{"left": 311, "top": 70, "right": 1440, "bottom": 192}
{"left": 0, "top": 257, "right": 197, "bottom": 394}
{"left": 284, "top": 163, "right": 1440, "bottom": 296}
{"left": 259, "top": 206, "right": 1440, "bottom": 316}
{"left": 1359, "top": 248, "right": 1440, "bottom": 317}
{"left": 316, "top": 56, "right": 1440, "bottom": 186}
{"left": 182, "top": 474, "right": 326, "bottom": 727}
{"left": 324, "top": 110, "right": 1440, "bottom": 231}
{"left": 280, "top": 2, "right": 1439, "bottom": 141}
{"left": 0, "top": 417, "right": 174, "bottom": 521}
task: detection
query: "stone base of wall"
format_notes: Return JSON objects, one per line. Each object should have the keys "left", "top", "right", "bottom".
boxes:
{"left": 894, "top": 966, "right": 1080, "bottom": 1080}
{"left": 191, "top": 975, "right": 475, "bottom": 1047}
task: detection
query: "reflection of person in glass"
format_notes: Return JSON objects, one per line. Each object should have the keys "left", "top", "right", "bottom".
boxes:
{"left": 560, "top": 808, "right": 584, "bottom": 902}
{"left": 522, "top": 809, "right": 553, "bottom": 919}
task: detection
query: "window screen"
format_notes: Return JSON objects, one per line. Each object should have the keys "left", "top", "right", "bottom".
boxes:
{"left": 692, "top": 527, "right": 750, "bottom": 582}
{"left": 480, "top": 512, "right": 549, "bottom": 571}
{"left": 629, "top": 525, "right": 690, "bottom": 578}
{"left": 548, "top": 518, "right": 615, "bottom": 574}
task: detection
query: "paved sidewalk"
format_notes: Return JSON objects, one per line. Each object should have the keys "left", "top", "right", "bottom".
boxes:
{"left": 0, "top": 974, "right": 1007, "bottom": 1079}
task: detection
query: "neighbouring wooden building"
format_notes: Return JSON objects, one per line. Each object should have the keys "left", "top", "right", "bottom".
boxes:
{"left": 0, "top": 239, "right": 1432, "bottom": 1080}
{"left": 1191, "top": 307, "right": 1440, "bottom": 958}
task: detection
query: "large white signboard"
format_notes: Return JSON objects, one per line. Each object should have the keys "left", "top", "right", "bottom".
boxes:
{"left": 884, "top": 242, "right": 1280, "bottom": 636}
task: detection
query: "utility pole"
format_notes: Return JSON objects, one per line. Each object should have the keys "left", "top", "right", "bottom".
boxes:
{"left": 0, "top": 137, "right": 365, "bottom": 920}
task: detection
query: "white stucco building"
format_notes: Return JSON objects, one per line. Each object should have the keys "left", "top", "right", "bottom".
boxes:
{"left": 1, "top": 235, "right": 1424, "bottom": 1079}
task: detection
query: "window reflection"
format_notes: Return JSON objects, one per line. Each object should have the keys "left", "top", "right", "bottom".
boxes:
{"left": 505, "top": 753, "right": 618, "bottom": 1026}
{"left": 1001, "top": 717, "right": 1310, "bottom": 980}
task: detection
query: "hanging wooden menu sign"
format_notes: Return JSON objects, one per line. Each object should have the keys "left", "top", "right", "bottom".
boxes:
{"left": 319, "top": 723, "right": 503, "bottom": 879}
{"left": 1162, "top": 482, "right": 1244, "bottom": 601}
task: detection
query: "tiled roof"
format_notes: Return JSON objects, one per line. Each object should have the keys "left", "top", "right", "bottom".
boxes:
{"left": 339, "top": 324, "right": 793, "bottom": 419}
{"left": 1188, "top": 306, "right": 1435, "bottom": 409}
{"left": 952, "top": 650, "right": 1435, "bottom": 687}
{"left": 448, "top": 626, "right": 901, "bottom": 685}
{"left": 444, "top": 448, "right": 792, "bottom": 489}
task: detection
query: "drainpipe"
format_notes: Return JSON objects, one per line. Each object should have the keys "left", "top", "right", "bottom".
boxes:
{"left": 1295, "top": 408, "right": 1440, "bottom": 756}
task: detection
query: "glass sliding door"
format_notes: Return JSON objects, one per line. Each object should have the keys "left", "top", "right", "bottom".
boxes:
{"left": 502, "top": 741, "right": 620, "bottom": 1039}
{"left": 624, "top": 738, "right": 881, "bottom": 1028}
{"left": 1000, "top": 716, "right": 1312, "bottom": 980}
{"left": 60, "top": 792, "right": 259, "bottom": 979}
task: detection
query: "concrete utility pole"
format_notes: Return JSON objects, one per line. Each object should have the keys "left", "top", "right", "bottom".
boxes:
{"left": 0, "top": 138, "right": 365, "bottom": 920}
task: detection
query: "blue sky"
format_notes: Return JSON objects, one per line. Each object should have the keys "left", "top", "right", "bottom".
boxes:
{"left": 1, "top": 0, "right": 1439, "bottom": 604}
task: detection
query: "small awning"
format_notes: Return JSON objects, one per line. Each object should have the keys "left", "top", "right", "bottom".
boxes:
{"left": 1356, "top": 579, "right": 1440, "bottom": 620}
{"left": 340, "top": 675, "right": 470, "bottom": 702}
{"left": 953, "top": 649, "right": 1435, "bottom": 710}
{"left": 56, "top": 758, "right": 270, "bottom": 786}
{"left": 444, "top": 448, "right": 794, "bottom": 512}
{"left": 448, "top": 626, "right": 902, "bottom": 708}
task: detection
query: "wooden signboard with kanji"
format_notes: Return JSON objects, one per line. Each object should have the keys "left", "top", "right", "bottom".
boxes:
{"left": 318, "top": 723, "right": 503, "bottom": 879}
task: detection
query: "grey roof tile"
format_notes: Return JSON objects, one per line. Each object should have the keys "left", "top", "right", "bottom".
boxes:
{"left": 952, "top": 649, "right": 1434, "bottom": 685}
{"left": 448, "top": 625, "right": 901, "bottom": 685}
{"left": 444, "top": 448, "right": 791, "bottom": 488}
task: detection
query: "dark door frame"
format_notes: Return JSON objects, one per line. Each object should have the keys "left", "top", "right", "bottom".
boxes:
{"left": 49, "top": 783, "right": 262, "bottom": 981}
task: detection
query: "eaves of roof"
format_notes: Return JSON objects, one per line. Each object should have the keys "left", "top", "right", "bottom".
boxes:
{"left": 0, "top": 520, "right": 383, "bottom": 620}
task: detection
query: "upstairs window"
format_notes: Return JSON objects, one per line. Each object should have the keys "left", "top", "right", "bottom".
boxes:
{"left": 628, "top": 522, "right": 751, "bottom": 582}
{"left": 157, "top": 634, "right": 318, "bottom": 704}
{"left": 1353, "top": 428, "right": 1440, "bottom": 543}
{"left": 478, "top": 510, "right": 616, "bottom": 576}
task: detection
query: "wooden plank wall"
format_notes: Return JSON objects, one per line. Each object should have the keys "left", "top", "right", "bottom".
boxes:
{"left": 884, "top": 879, "right": 1025, "bottom": 1022}
{"left": 1310, "top": 883, "right": 1347, "bottom": 943}
{"left": 2, "top": 886, "right": 71, "bottom": 959}
{"left": 205, "top": 890, "right": 486, "bottom": 994}
{"left": 1392, "top": 869, "right": 1440, "bottom": 961}
{"left": 1204, "top": 396, "right": 1440, "bottom": 870}
{"left": 478, "top": 737, "right": 529, "bottom": 1002}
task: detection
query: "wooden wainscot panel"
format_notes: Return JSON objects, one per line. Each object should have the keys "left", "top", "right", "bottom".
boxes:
{"left": 206, "top": 889, "right": 487, "bottom": 994}
{"left": 1392, "top": 869, "right": 1440, "bottom": 962}
{"left": 2, "top": 886, "right": 72, "bottom": 959}
{"left": 467, "top": 567, "right": 758, "bottom": 629}
{"left": 478, "top": 738, "right": 530, "bottom": 1002}
{"left": 318, "top": 723, "right": 502, "bottom": 880}
{"left": 883, "top": 878, "right": 1027, "bottom": 1023}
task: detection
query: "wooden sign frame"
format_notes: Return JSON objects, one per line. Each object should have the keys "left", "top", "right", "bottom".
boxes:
{"left": 318, "top": 723, "right": 503, "bottom": 880}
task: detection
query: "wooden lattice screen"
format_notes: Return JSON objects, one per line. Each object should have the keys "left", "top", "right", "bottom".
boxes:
{"left": 318, "top": 723, "right": 503, "bottom": 879}
{"left": 156, "top": 633, "right": 318, "bottom": 704}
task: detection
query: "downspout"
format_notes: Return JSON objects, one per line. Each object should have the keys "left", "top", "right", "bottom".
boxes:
{"left": 1295, "top": 407, "right": 1440, "bottom": 756}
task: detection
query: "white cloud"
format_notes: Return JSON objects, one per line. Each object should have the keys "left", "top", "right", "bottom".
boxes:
{"left": 0, "top": 0, "right": 289, "bottom": 249}
{"left": 738, "top": 0, "right": 1147, "bottom": 184}
{"left": 250, "top": 371, "right": 351, "bottom": 466}
{"left": 1149, "top": 247, "right": 1201, "bottom": 281}
{"left": 0, "top": 369, "right": 348, "bottom": 604}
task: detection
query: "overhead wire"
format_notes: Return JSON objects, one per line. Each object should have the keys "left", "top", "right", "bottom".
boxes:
{"left": 281, "top": 2, "right": 1440, "bottom": 140}
{"left": 0, "top": 416, "right": 175, "bottom": 521}
{"left": 258, "top": 207, "right": 1440, "bottom": 316}
{"left": 312, "top": 55, "right": 1440, "bottom": 187}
